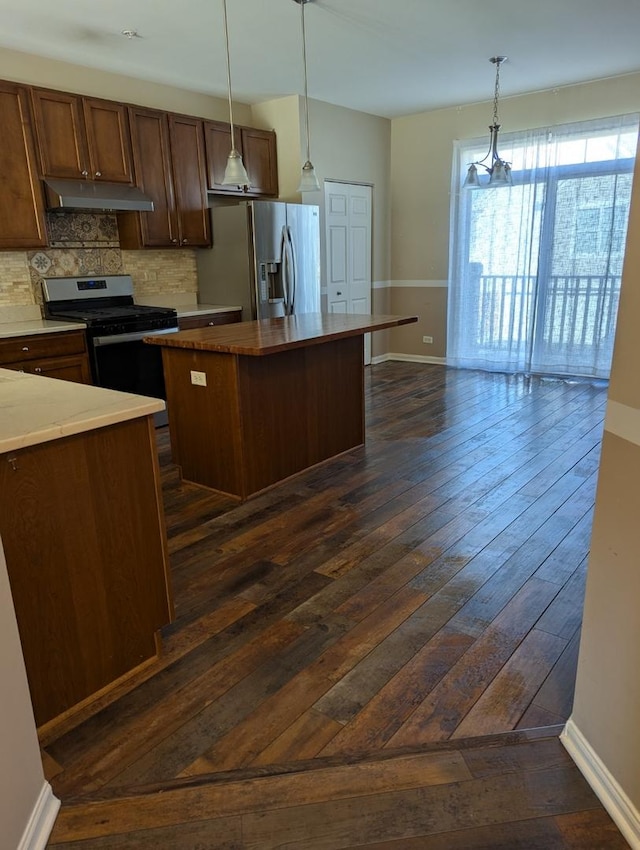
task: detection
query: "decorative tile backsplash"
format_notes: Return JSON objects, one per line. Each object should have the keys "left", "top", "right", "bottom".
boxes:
{"left": 0, "top": 211, "right": 200, "bottom": 317}
{"left": 46, "top": 211, "right": 120, "bottom": 248}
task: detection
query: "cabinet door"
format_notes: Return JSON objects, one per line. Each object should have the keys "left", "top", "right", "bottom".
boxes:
{"left": 0, "top": 82, "right": 47, "bottom": 249}
{"left": 82, "top": 97, "right": 134, "bottom": 183}
{"left": 204, "top": 120, "right": 244, "bottom": 194}
{"left": 242, "top": 128, "right": 278, "bottom": 197}
{"left": 122, "top": 106, "right": 178, "bottom": 248}
{"left": 20, "top": 355, "right": 92, "bottom": 384}
{"left": 169, "top": 114, "right": 211, "bottom": 247}
{"left": 30, "top": 88, "right": 88, "bottom": 179}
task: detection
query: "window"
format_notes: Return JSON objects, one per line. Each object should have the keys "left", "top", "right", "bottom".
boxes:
{"left": 448, "top": 114, "right": 639, "bottom": 378}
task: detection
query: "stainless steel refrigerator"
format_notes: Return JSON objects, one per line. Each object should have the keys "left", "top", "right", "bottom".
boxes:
{"left": 197, "top": 201, "right": 321, "bottom": 320}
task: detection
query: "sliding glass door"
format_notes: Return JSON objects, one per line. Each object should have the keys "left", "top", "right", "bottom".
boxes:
{"left": 448, "top": 115, "right": 638, "bottom": 379}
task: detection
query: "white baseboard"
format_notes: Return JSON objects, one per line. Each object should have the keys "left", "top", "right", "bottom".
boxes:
{"left": 18, "top": 782, "right": 60, "bottom": 850}
{"left": 562, "top": 718, "right": 640, "bottom": 849}
{"left": 371, "top": 353, "right": 447, "bottom": 365}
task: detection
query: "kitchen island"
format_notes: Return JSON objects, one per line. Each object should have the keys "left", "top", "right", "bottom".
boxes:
{"left": 146, "top": 313, "right": 417, "bottom": 500}
{"left": 0, "top": 369, "right": 173, "bottom": 727}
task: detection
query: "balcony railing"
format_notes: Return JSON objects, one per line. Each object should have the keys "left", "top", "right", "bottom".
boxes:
{"left": 470, "top": 273, "right": 622, "bottom": 358}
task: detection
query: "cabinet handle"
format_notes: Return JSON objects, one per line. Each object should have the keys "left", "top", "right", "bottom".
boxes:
{"left": 7, "top": 457, "right": 18, "bottom": 471}
{"left": 22, "top": 345, "right": 29, "bottom": 351}
{"left": 182, "top": 239, "right": 189, "bottom": 245}
{"left": 34, "top": 367, "right": 42, "bottom": 373}
{"left": 94, "top": 171, "right": 102, "bottom": 177}
{"left": 171, "top": 238, "right": 178, "bottom": 244}
{"left": 81, "top": 170, "right": 89, "bottom": 177}
{"left": 208, "top": 321, "right": 214, "bottom": 326}
{"left": 336, "top": 291, "right": 342, "bottom": 296}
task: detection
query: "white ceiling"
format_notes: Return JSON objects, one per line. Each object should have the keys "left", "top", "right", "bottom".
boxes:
{"left": 1, "top": 0, "right": 640, "bottom": 118}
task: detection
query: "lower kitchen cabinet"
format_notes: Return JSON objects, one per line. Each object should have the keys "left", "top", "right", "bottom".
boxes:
{"left": 178, "top": 310, "right": 242, "bottom": 331}
{"left": 0, "top": 415, "right": 173, "bottom": 727}
{"left": 0, "top": 330, "right": 92, "bottom": 384}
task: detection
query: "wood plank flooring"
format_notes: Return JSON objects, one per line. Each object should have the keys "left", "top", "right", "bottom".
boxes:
{"left": 42, "top": 364, "right": 609, "bottom": 803}
{"left": 48, "top": 731, "right": 630, "bottom": 849}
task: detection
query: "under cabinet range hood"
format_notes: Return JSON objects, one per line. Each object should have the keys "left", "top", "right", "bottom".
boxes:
{"left": 43, "top": 178, "right": 155, "bottom": 212}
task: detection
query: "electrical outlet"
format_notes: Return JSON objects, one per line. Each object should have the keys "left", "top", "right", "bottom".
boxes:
{"left": 190, "top": 370, "right": 207, "bottom": 387}
{"left": 422, "top": 335, "right": 434, "bottom": 344}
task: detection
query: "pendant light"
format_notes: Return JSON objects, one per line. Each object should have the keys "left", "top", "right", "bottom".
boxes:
{"left": 221, "top": 0, "right": 250, "bottom": 187}
{"left": 463, "top": 56, "right": 513, "bottom": 189}
{"left": 294, "top": 0, "right": 320, "bottom": 192}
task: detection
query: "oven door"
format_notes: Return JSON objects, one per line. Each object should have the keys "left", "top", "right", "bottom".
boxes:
{"left": 90, "top": 327, "right": 178, "bottom": 403}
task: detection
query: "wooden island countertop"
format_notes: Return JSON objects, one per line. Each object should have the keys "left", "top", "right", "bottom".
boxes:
{"left": 146, "top": 313, "right": 417, "bottom": 500}
{"left": 145, "top": 312, "right": 417, "bottom": 356}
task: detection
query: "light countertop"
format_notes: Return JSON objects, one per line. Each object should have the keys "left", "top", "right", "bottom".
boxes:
{"left": 0, "top": 319, "right": 87, "bottom": 339}
{"left": 0, "top": 369, "right": 164, "bottom": 454}
{"left": 175, "top": 304, "right": 242, "bottom": 318}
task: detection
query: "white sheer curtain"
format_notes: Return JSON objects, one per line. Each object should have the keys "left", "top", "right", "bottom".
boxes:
{"left": 447, "top": 114, "right": 639, "bottom": 378}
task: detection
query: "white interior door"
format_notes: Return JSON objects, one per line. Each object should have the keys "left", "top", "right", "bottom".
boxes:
{"left": 324, "top": 182, "right": 373, "bottom": 363}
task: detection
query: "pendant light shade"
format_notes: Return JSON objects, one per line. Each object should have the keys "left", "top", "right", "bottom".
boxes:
{"left": 221, "top": 0, "right": 250, "bottom": 188}
{"left": 294, "top": 0, "right": 320, "bottom": 192}
{"left": 463, "top": 57, "right": 513, "bottom": 190}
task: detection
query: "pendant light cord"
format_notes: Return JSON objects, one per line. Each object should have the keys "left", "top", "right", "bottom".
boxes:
{"left": 300, "top": 0, "right": 311, "bottom": 162}
{"left": 492, "top": 58, "right": 502, "bottom": 126}
{"left": 222, "top": 0, "right": 237, "bottom": 151}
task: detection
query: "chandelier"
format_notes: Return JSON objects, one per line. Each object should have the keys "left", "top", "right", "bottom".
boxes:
{"left": 463, "top": 56, "right": 513, "bottom": 189}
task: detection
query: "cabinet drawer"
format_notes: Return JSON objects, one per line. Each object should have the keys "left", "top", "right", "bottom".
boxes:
{"left": 6, "top": 355, "right": 92, "bottom": 384}
{"left": 0, "top": 330, "right": 87, "bottom": 365}
{"left": 178, "top": 311, "right": 241, "bottom": 330}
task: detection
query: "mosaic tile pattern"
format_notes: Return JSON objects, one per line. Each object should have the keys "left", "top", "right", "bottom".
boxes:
{"left": 46, "top": 211, "right": 120, "bottom": 248}
{"left": 2, "top": 213, "right": 199, "bottom": 309}
{"left": 27, "top": 248, "right": 125, "bottom": 304}
{"left": 0, "top": 252, "right": 35, "bottom": 308}
{"left": 122, "top": 250, "right": 199, "bottom": 298}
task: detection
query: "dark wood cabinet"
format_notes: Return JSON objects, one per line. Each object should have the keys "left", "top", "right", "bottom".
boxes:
{"left": 0, "top": 415, "right": 172, "bottom": 726}
{"left": 178, "top": 310, "right": 242, "bottom": 331}
{"left": 168, "top": 114, "right": 211, "bottom": 247}
{"left": 30, "top": 88, "right": 133, "bottom": 183}
{"left": 242, "top": 127, "right": 279, "bottom": 196}
{"left": 119, "top": 107, "right": 210, "bottom": 249}
{"left": 0, "top": 330, "right": 92, "bottom": 384}
{"left": 204, "top": 121, "right": 278, "bottom": 197}
{"left": 0, "top": 81, "right": 48, "bottom": 249}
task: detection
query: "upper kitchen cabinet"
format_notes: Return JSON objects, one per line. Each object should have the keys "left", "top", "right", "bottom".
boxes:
{"left": 0, "top": 81, "right": 47, "bottom": 249}
{"left": 204, "top": 121, "right": 278, "bottom": 197}
{"left": 30, "top": 88, "right": 134, "bottom": 183}
{"left": 118, "top": 106, "right": 210, "bottom": 249}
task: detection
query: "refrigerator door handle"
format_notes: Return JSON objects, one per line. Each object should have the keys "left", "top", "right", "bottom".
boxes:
{"left": 280, "top": 225, "right": 291, "bottom": 315}
{"left": 287, "top": 225, "right": 297, "bottom": 315}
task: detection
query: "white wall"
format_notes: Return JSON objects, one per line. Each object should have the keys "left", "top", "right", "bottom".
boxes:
{"left": 0, "top": 539, "right": 58, "bottom": 850}
{"left": 0, "top": 45, "right": 253, "bottom": 124}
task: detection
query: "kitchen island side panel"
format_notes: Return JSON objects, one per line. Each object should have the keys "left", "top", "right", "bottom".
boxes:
{"left": 237, "top": 336, "right": 364, "bottom": 497}
{"left": 161, "top": 346, "right": 245, "bottom": 497}
{"left": 0, "top": 416, "right": 172, "bottom": 727}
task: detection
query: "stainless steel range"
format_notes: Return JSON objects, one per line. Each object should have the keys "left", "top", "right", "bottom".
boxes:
{"left": 42, "top": 275, "right": 178, "bottom": 419}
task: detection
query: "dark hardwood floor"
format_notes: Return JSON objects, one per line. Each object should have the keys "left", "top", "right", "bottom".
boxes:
{"left": 42, "top": 362, "right": 629, "bottom": 847}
